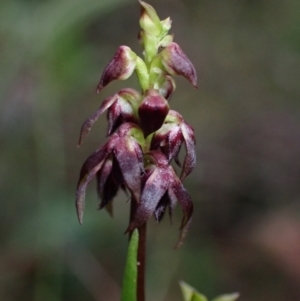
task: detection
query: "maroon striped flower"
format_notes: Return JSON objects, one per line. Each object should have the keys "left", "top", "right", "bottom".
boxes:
{"left": 76, "top": 123, "right": 144, "bottom": 224}
{"left": 151, "top": 110, "right": 196, "bottom": 180}
{"left": 127, "top": 150, "right": 193, "bottom": 232}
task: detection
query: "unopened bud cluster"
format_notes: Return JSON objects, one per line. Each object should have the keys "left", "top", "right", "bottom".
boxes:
{"left": 76, "top": 1, "right": 197, "bottom": 242}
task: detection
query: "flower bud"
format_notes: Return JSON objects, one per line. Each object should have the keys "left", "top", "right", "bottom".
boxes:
{"left": 160, "top": 42, "right": 197, "bottom": 88}
{"left": 158, "top": 34, "right": 173, "bottom": 48}
{"left": 96, "top": 46, "right": 137, "bottom": 93}
{"left": 138, "top": 89, "right": 170, "bottom": 137}
{"left": 139, "top": 0, "right": 163, "bottom": 36}
{"left": 161, "top": 17, "right": 172, "bottom": 33}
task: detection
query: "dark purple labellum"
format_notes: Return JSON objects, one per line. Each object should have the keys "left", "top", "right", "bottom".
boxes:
{"left": 138, "top": 89, "right": 170, "bottom": 137}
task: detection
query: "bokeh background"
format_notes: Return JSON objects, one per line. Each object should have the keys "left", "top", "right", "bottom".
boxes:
{"left": 1, "top": 0, "right": 300, "bottom": 300}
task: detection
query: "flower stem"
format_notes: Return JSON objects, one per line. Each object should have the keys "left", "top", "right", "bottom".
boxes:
{"left": 137, "top": 222, "right": 146, "bottom": 301}
{"left": 130, "top": 200, "right": 147, "bottom": 301}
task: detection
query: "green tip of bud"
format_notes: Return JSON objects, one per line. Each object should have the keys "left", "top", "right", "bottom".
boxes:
{"left": 139, "top": 1, "right": 162, "bottom": 36}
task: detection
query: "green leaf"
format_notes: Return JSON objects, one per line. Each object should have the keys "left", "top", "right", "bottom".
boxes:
{"left": 179, "top": 281, "right": 208, "bottom": 301}
{"left": 121, "top": 230, "right": 139, "bottom": 301}
{"left": 211, "top": 293, "right": 240, "bottom": 301}
{"left": 191, "top": 293, "right": 209, "bottom": 301}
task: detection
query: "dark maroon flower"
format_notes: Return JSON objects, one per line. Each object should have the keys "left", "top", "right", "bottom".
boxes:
{"left": 138, "top": 88, "right": 169, "bottom": 137}
{"left": 76, "top": 123, "right": 144, "bottom": 224}
{"left": 96, "top": 46, "right": 137, "bottom": 93}
{"left": 78, "top": 89, "right": 141, "bottom": 146}
{"left": 76, "top": 1, "right": 198, "bottom": 250}
{"left": 160, "top": 42, "right": 197, "bottom": 88}
{"left": 127, "top": 150, "right": 193, "bottom": 232}
{"left": 151, "top": 110, "right": 196, "bottom": 180}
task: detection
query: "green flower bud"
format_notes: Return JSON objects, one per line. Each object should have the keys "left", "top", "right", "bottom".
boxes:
{"left": 139, "top": 0, "right": 163, "bottom": 36}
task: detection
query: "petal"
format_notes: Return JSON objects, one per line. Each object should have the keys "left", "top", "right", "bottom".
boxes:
{"left": 96, "top": 46, "right": 137, "bottom": 93}
{"left": 127, "top": 166, "right": 171, "bottom": 231}
{"left": 107, "top": 100, "right": 121, "bottom": 135}
{"left": 160, "top": 42, "right": 197, "bottom": 88}
{"left": 167, "top": 125, "right": 183, "bottom": 161}
{"left": 174, "top": 144, "right": 182, "bottom": 167}
{"left": 78, "top": 94, "right": 118, "bottom": 146}
{"left": 167, "top": 187, "right": 177, "bottom": 223}
{"left": 98, "top": 172, "right": 119, "bottom": 215}
{"left": 180, "top": 122, "right": 196, "bottom": 180}
{"left": 154, "top": 191, "right": 170, "bottom": 222}
{"left": 113, "top": 137, "right": 143, "bottom": 202}
{"left": 76, "top": 146, "right": 108, "bottom": 224}
{"left": 175, "top": 218, "right": 193, "bottom": 249}
{"left": 97, "top": 156, "right": 113, "bottom": 200}
{"left": 170, "top": 173, "right": 193, "bottom": 230}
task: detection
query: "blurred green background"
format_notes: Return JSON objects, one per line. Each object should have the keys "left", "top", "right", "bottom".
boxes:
{"left": 1, "top": 0, "right": 300, "bottom": 300}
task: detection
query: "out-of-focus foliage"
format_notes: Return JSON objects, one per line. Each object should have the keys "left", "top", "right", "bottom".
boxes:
{"left": 179, "top": 281, "right": 239, "bottom": 301}
{"left": 1, "top": 0, "right": 300, "bottom": 301}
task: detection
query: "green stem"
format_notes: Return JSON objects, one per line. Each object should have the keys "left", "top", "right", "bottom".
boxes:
{"left": 130, "top": 200, "right": 147, "bottom": 301}
{"left": 137, "top": 223, "right": 146, "bottom": 301}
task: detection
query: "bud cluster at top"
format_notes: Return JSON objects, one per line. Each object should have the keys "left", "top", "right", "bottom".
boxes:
{"left": 76, "top": 0, "right": 197, "bottom": 244}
